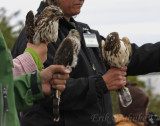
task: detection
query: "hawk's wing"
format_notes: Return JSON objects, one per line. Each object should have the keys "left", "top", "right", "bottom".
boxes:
{"left": 25, "top": 10, "right": 35, "bottom": 43}
{"left": 54, "top": 38, "right": 73, "bottom": 67}
{"left": 122, "top": 37, "right": 132, "bottom": 58}
{"left": 122, "top": 37, "right": 132, "bottom": 66}
{"left": 99, "top": 39, "right": 111, "bottom": 68}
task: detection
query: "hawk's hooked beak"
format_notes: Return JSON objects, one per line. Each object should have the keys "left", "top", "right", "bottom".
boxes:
{"left": 56, "top": 10, "right": 64, "bottom": 18}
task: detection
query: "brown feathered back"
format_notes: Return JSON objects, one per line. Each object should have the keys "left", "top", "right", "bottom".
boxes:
{"left": 53, "top": 29, "right": 81, "bottom": 68}
{"left": 54, "top": 38, "right": 73, "bottom": 66}
{"left": 25, "top": 11, "right": 35, "bottom": 43}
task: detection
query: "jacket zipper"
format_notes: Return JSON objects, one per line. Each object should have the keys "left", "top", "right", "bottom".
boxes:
{"left": 0, "top": 84, "right": 8, "bottom": 126}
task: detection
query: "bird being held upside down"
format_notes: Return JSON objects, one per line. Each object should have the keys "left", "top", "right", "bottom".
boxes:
{"left": 53, "top": 29, "right": 81, "bottom": 121}
{"left": 54, "top": 29, "right": 81, "bottom": 69}
{"left": 100, "top": 32, "right": 132, "bottom": 107}
{"left": 25, "top": 5, "right": 64, "bottom": 44}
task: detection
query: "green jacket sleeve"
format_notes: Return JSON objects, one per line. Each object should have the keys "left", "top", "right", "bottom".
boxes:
{"left": 13, "top": 72, "right": 44, "bottom": 112}
{"left": 25, "top": 48, "right": 43, "bottom": 71}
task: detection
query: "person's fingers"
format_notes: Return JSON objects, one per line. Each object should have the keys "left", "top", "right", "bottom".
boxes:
{"left": 119, "top": 76, "right": 126, "bottom": 81}
{"left": 112, "top": 73, "right": 126, "bottom": 82}
{"left": 102, "top": 67, "right": 127, "bottom": 91}
{"left": 50, "top": 79, "right": 67, "bottom": 85}
{"left": 53, "top": 73, "right": 70, "bottom": 80}
{"left": 120, "top": 70, "right": 127, "bottom": 76}
{"left": 66, "top": 67, "right": 72, "bottom": 73}
{"left": 52, "top": 85, "right": 66, "bottom": 92}
{"left": 49, "top": 65, "right": 71, "bottom": 74}
{"left": 42, "top": 83, "right": 51, "bottom": 95}
{"left": 121, "top": 66, "right": 127, "bottom": 71}
{"left": 107, "top": 80, "right": 126, "bottom": 91}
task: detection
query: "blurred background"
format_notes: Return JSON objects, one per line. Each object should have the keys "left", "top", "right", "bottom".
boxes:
{"left": 1, "top": 0, "right": 160, "bottom": 115}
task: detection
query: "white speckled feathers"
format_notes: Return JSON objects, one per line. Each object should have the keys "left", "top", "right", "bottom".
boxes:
{"left": 101, "top": 32, "right": 132, "bottom": 68}
{"left": 25, "top": 5, "right": 63, "bottom": 44}
{"left": 100, "top": 32, "right": 133, "bottom": 107}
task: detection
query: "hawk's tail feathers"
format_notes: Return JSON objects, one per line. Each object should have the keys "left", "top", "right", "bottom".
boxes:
{"left": 25, "top": 10, "right": 35, "bottom": 43}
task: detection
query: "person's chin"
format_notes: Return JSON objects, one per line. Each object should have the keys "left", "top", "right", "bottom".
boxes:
{"left": 73, "top": 9, "right": 81, "bottom": 15}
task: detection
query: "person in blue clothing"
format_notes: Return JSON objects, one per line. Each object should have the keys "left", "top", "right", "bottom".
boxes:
{"left": 12, "top": 0, "right": 160, "bottom": 126}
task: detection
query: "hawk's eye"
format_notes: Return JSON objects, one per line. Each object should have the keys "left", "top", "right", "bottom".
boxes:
{"left": 52, "top": 10, "right": 57, "bottom": 13}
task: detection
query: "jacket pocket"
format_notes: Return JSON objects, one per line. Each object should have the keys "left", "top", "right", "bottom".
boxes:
{"left": 0, "top": 84, "right": 8, "bottom": 126}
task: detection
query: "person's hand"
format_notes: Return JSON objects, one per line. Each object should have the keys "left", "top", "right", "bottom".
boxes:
{"left": 27, "top": 42, "right": 48, "bottom": 64}
{"left": 40, "top": 65, "right": 71, "bottom": 95}
{"left": 102, "top": 66, "right": 127, "bottom": 91}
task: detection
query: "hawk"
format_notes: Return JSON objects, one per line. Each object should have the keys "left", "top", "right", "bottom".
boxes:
{"left": 54, "top": 29, "right": 81, "bottom": 68}
{"left": 100, "top": 32, "right": 132, "bottom": 107}
{"left": 25, "top": 5, "right": 63, "bottom": 44}
{"left": 52, "top": 29, "right": 81, "bottom": 121}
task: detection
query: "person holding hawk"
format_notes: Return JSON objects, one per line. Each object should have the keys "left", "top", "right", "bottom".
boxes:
{"left": 12, "top": 0, "right": 160, "bottom": 126}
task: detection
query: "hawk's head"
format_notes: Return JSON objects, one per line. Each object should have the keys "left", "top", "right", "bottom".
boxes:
{"left": 67, "top": 29, "right": 81, "bottom": 55}
{"left": 38, "top": 5, "right": 64, "bottom": 21}
{"left": 104, "top": 32, "right": 120, "bottom": 52}
{"left": 67, "top": 29, "right": 81, "bottom": 42}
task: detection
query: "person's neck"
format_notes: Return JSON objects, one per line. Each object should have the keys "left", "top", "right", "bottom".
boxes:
{"left": 64, "top": 16, "right": 71, "bottom": 22}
